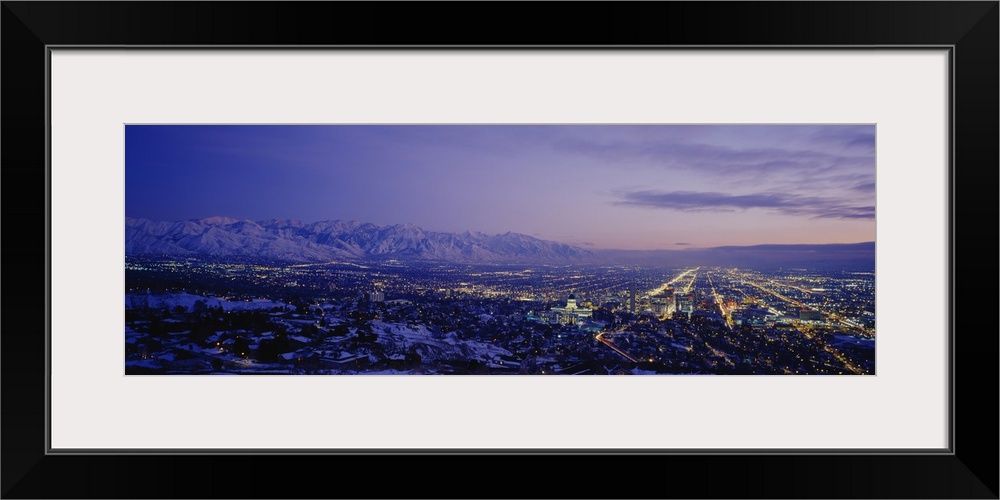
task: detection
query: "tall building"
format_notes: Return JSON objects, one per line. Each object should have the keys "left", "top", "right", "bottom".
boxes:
{"left": 630, "top": 288, "right": 636, "bottom": 313}
{"left": 566, "top": 294, "right": 578, "bottom": 310}
{"left": 549, "top": 292, "right": 593, "bottom": 325}
{"left": 650, "top": 294, "right": 673, "bottom": 316}
{"left": 675, "top": 292, "right": 694, "bottom": 313}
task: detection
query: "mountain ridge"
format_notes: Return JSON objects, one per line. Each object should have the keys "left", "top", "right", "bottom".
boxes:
{"left": 125, "top": 216, "right": 594, "bottom": 264}
{"left": 125, "top": 216, "right": 875, "bottom": 267}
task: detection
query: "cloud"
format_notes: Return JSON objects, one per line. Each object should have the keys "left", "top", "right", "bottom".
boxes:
{"left": 807, "top": 126, "right": 876, "bottom": 153}
{"left": 675, "top": 242, "right": 692, "bottom": 246}
{"left": 810, "top": 205, "right": 876, "bottom": 219}
{"left": 615, "top": 190, "right": 875, "bottom": 220}
{"left": 555, "top": 126, "right": 875, "bottom": 195}
{"left": 853, "top": 181, "right": 876, "bottom": 193}
{"left": 562, "top": 138, "right": 870, "bottom": 176}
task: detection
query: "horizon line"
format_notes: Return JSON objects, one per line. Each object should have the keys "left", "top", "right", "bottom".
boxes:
{"left": 125, "top": 214, "right": 874, "bottom": 253}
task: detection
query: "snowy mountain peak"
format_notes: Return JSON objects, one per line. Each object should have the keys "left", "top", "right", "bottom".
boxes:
{"left": 125, "top": 217, "right": 594, "bottom": 264}
{"left": 195, "top": 216, "right": 240, "bottom": 225}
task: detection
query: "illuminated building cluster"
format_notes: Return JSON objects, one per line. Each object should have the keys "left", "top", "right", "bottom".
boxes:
{"left": 126, "top": 256, "right": 875, "bottom": 375}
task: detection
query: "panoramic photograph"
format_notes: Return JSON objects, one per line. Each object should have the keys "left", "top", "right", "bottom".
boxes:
{"left": 125, "top": 124, "right": 876, "bottom": 375}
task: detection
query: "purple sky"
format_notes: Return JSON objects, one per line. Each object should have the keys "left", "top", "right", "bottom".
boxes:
{"left": 125, "top": 125, "right": 875, "bottom": 250}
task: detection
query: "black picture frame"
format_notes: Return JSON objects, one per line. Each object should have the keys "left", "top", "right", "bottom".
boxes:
{"left": 3, "top": 2, "right": 996, "bottom": 498}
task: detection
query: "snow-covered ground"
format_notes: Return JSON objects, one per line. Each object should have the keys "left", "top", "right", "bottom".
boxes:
{"left": 126, "top": 292, "right": 290, "bottom": 312}
{"left": 370, "top": 320, "right": 513, "bottom": 361}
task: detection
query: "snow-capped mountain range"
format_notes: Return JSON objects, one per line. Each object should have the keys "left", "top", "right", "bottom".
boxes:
{"left": 125, "top": 216, "right": 593, "bottom": 264}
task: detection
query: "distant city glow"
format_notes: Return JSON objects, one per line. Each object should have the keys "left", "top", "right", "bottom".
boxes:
{"left": 126, "top": 258, "right": 876, "bottom": 375}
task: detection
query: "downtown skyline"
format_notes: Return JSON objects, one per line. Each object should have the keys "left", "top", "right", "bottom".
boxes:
{"left": 125, "top": 124, "right": 875, "bottom": 250}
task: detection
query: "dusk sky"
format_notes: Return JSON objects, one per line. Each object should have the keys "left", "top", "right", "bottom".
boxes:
{"left": 125, "top": 125, "right": 875, "bottom": 250}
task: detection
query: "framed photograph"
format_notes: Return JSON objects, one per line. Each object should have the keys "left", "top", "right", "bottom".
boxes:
{"left": 3, "top": 2, "right": 996, "bottom": 498}
{"left": 122, "top": 122, "right": 878, "bottom": 379}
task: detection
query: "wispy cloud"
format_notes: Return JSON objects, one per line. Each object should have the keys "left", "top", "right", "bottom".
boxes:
{"left": 809, "top": 206, "right": 876, "bottom": 219}
{"left": 555, "top": 125, "right": 875, "bottom": 195}
{"left": 561, "top": 139, "right": 871, "bottom": 175}
{"left": 616, "top": 190, "right": 875, "bottom": 220}
{"left": 852, "top": 181, "right": 876, "bottom": 193}
{"left": 807, "top": 126, "right": 876, "bottom": 154}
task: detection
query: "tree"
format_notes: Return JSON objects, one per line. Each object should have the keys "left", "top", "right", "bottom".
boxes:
{"left": 355, "top": 323, "right": 377, "bottom": 343}
{"left": 466, "top": 358, "right": 484, "bottom": 374}
{"left": 232, "top": 337, "right": 251, "bottom": 358}
{"left": 405, "top": 347, "right": 422, "bottom": 368}
{"left": 304, "top": 323, "right": 320, "bottom": 338}
{"left": 256, "top": 334, "right": 290, "bottom": 363}
{"left": 190, "top": 320, "right": 215, "bottom": 345}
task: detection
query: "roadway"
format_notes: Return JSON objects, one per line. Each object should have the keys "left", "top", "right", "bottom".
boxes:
{"left": 595, "top": 330, "right": 640, "bottom": 363}
{"left": 706, "top": 272, "right": 734, "bottom": 329}
{"left": 741, "top": 278, "right": 864, "bottom": 374}
{"left": 649, "top": 267, "right": 699, "bottom": 296}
